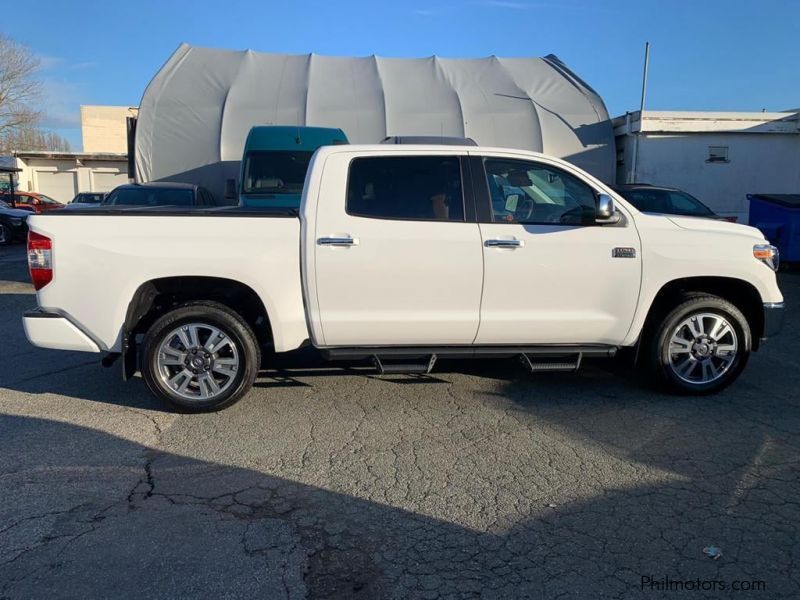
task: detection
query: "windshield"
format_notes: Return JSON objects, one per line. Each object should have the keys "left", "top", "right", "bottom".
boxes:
{"left": 0, "top": 199, "right": 8, "bottom": 208}
{"left": 242, "top": 151, "right": 313, "bottom": 195}
{"left": 74, "top": 193, "right": 104, "bottom": 204}
{"left": 104, "top": 188, "right": 194, "bottom": 207}
{"left": 621, "top": 189, "right": 713, "bottom": 217}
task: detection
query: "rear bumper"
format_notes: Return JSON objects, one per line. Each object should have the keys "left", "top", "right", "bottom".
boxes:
{"left": 761, "top": 302, "right": 785, "bottom": 342}
{"left": 23, "top": 309, "right": 101, "bottom": 353}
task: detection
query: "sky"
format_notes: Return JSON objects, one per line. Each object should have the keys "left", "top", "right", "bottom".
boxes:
{"left": 6, "top": 0, "right": 799, "bottom": 150}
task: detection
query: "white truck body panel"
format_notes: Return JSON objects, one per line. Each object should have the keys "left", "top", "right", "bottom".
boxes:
{"left": 30, "top": 215, "right": 308, "bottom": 352}
{"left": 304, "top": 148, "right": 483, "bottom": 346}
{"left": 25, "top": 145, "right": 783, "bottom": 362}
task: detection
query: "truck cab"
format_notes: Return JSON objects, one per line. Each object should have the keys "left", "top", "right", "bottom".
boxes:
{"left": 239, "top": 126, "right": 348, "bottom": 209}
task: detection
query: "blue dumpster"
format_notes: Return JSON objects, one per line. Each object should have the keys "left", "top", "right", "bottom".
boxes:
{"left": 748, "top": 194, "right": 800, "bottom": 262}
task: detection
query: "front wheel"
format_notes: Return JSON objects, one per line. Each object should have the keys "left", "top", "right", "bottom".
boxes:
{"left": 141, "top": 302, "right": 260, "bottom": 411}
{"left": 646, "top": 294, "right": 751, "bottom": 394}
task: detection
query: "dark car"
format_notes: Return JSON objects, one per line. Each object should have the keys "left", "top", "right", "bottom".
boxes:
{"left": 612, "top": 184, "right": 737, "bottom": 222}
{"left": 0, "top": 199, "right": 30, "bottom": 245}
{"left": 102, "top": 182, "right": 217, "bottom": 208}
{"left": 69, "top": 192, "right": 106, "bottom": 206}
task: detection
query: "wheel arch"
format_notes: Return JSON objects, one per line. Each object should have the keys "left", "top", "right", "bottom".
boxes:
{"left": 122, "top": 276, "right": 274, "bottom": 378}
{"left": 636, "top": 276, "right": 765, "bottom": 357}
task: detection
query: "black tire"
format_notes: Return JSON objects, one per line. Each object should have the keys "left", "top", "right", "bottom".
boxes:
{"left": 141, "top": 301, "right": 260, "bottom": 412}
{"left": 0, "top": 222, "right": 10, "bottom": 246}
{"left": 645, "top": 293, "right": 751, "bottom": 395}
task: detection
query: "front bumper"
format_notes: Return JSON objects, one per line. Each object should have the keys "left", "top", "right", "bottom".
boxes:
{"left": 23, "top": 309, "right": 101, "bottom": 353}
{"left": 761, "top": 302, "right": 785, "bottom": 342}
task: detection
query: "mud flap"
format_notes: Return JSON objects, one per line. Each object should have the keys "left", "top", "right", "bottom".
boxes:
{"left": 122, "top": 331, "right": 138, "bottom": 381}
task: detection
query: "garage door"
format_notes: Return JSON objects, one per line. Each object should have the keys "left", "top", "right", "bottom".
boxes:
{"left": 36, "top": 171, "right": 77, "bottom": 204}
{"left": 93, "top": 170, "right": 129, "bottom": 193}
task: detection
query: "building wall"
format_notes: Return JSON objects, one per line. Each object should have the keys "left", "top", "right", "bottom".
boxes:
{"left": 15, "top": 156, "right": 129, "bottom": 203}
{"left": 618, "top": 132, "right": 800, "bottom": 222}
{"left": 81, "top": 105, "right": 138, "bottom": 153}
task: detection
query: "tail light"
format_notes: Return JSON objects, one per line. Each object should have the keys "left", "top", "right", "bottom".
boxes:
{"left": 28, "top": 231, "right": 53, "bottom": 290}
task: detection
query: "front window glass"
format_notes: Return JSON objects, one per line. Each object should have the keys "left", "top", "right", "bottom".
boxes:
{"left": 243, "top": 151, "right": 314, "bottom": 195}
{"left": 38, "top": 195, "right": 61, "bottom": 205}
{"left": 104, "top": 188, "right": 194, "bottom": 207}
{"left": 346, "top": 156, "right": 464, "bottom": 221}
{"left": 484, "top": 159, "right": 596, "bottom": 225}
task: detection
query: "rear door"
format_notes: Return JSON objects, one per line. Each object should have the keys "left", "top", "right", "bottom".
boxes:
{"left": 311, "top": 151, "right": 483, "bottom": 346}
{"left": 472, "top": 153, "right": 642, "bottom": 345}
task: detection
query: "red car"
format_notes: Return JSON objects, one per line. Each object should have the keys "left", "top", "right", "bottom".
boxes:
{"left": 1, "top": 192, "right": 65, "bottom": 213}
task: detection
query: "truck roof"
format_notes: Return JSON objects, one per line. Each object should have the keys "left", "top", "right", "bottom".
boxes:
{"left": 244, "top": 126, "right": 348, "bottom": 152}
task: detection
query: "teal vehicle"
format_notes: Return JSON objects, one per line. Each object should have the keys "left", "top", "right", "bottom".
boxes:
{"left": 240, "top": 126, "right": 348, "bottom": 208}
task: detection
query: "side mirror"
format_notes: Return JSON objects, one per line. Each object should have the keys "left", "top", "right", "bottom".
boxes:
{"left": 596, "top": 193, "right": 621, "bottom": 224}
{"left": 224, "top": 178, "right": 237, "bottom": 200}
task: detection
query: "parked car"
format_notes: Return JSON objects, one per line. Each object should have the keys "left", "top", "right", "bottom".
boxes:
{"left": 69, "top": 192, "right": 106, "bottom": 206}
{"left": 0, "top": 194, "right": 35, "bottom": 213}
{"left": 102, "top": 183, "right": 217, "bottom": 207}
{"left": 22, "top": 145, "right": 783, "bottom": 411}
{"left": 612, "top": 184, "right": 737, "bottom": 222}
{"left": 2, "top": 191, "right": 65, "bottom": 213}
{"left": 0, "top": 199, "right": 30, "bottom": 245}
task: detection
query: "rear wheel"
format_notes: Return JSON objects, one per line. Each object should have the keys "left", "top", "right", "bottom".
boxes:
{"left": 646, "top": 294, "right": 751, "bottom": 394}
{"left": 141, "top": 302, "right": 260, "bottom": 411}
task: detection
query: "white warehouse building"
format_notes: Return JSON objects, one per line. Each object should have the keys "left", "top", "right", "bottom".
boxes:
{"left": 614, "top": 110, "right": 800, "bottom": 223}
{"left": 11, "top": 105, "right": 134, "bottom": 204}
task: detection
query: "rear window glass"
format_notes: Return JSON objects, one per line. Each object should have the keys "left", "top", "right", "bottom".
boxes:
{"left": 105, "top": 188, "right": 194, "bottom": 207}
{"left": 346, "top": 156, "right": 464, "bottom": 221}
{"left": 243, "top": 151, "right": 314, "bottom": 195}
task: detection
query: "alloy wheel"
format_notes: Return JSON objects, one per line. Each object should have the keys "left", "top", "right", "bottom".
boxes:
{"left": 155, "top": 322, "right": 240, "bottom": 401}
{"left": 667, "top": 312, "right": 739, "bottom": 385}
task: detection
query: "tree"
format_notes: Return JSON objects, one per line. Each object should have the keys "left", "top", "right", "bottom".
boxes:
{"left": 0, "top": 127, "right": 71, "bottom": 153}
{"left": 0, "top": 34, "right": 70, "bottom": 154}
{"left": 0, "top": 33, "right": 42, "bottom": 140}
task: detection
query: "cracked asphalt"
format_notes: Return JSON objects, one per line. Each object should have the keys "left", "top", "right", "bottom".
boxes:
{"left": 1, "top": 243, "right": 799, "bottom": 599}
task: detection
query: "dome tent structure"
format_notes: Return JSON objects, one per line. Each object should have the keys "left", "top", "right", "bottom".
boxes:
{"left": 135, "top": 44, "right": 614, "bottom": 202}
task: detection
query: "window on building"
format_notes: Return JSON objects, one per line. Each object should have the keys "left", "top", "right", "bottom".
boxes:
{"left": 346, "top": 156, "right": 464, "bottom": 221}
{"left": 707, "top": 146, "right": 729, "bottom": 163}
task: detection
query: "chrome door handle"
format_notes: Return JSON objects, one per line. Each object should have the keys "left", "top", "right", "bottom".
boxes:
{"left": 317, "top": 236, "right": 359, "bottom": 246}
{"left": 484, "top": 239, "right": 523, "bottom": 248}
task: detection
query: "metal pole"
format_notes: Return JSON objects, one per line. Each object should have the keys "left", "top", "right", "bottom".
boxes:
{"left": 630, "top": 42, "right": 650, "bottom": 183}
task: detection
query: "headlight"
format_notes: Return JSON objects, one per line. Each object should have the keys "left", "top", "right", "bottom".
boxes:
{"left": 753, "top": 243, "right": 779, "bottom": 271}
{"left": 9, "top": 217, "right": 23, "bottom": 226}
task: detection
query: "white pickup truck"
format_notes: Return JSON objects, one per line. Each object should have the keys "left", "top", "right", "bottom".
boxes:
{"left": 23, "top": 145, "right": 784, "bottom": 411}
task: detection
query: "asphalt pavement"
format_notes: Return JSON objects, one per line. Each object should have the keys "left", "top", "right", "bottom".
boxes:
{"left": 1, "top": 243, "right": 798, "bottom": 599}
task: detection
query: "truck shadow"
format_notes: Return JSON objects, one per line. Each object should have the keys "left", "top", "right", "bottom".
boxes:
{"left": 2, "top": 412, "right": 798, "bottom": 598}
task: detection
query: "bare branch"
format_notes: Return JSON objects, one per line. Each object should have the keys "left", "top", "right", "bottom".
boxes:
{"left": 0, "top": 33, "right": 44, "bottom": 139}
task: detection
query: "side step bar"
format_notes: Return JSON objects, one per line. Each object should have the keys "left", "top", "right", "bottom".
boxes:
{"left": 321, "top": 345, "right": 616, "bottom": 375}
{"left": 373, "top": 354, "right": 437, "bottom": 375}
{"left": 323, "top": 345, "right": 617, "bottom": 361}
{"left": 520, "top": 352, "right": 582, "bottom": 373}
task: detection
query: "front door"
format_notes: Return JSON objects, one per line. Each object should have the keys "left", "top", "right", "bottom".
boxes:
{"left": 473, "top": 155, "right": 642, "bottom": 345}
{"left": 313, "top": 152, "right": 483, "bottom": 346}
